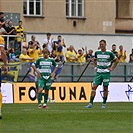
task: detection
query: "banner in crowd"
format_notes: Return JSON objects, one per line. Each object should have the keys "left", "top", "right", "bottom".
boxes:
{"left": 1, "top": 62, "right": 20, "bottom": 82}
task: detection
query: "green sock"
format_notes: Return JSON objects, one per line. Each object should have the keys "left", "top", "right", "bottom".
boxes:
{"left": 40, "top": 93, "right": 42, "bottom": 100}
{"left": 103, "top": 97, "right": 107, "bottom": 104}
{"left": 90, "top": 96, "right": 95, "bottom": 104}
{"left": 38, "top": 93, "right": 42, "bottom": 104}
{"left": 44, "top": 93, "right": 48, "bottom": 104}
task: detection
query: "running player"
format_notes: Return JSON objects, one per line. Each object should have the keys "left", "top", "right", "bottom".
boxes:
{"left": 85, "top": 39, "right": 118, "bottom": 109}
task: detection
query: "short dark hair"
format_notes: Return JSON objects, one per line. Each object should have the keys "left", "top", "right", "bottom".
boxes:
{"left": 99, "top": 39, "right": 106, "bottom": 44}
{"left": 18, "top": 20, "right": 22, "bottom": 23}
{"left": 78, "top": 49, "right": 82, "bottom": 52}
{"left": 31, "top": 35, "right": 35, "bottom": 38}
{"left": 112, "top": 44, "right": 116, "bottom": 47}
{"left": 42, "top": 48, "right": 50, "bottom": 55}
{"left": 0, "top": 12, "right": 4, "bottom": 15}
{"left": 58, "top": 35, "right": 61, "bottom": 38}
{"left": 47, "top": 33, "right": 51, "bottom": 36}
{"left": 28, "top": 41, "right": 33, "bottom": 45}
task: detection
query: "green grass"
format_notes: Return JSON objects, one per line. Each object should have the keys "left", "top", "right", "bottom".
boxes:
{"left": 0, "top": 103, "right": 132, "bottom": 133}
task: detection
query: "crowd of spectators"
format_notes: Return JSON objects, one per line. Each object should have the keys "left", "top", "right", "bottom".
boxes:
{"left": 1, "top": 12, "right": 133, "bottom": 65}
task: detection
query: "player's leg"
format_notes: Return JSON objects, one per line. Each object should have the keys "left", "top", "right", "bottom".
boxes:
{"left": 37, "top": 78, "right": 44, "bottom": 108}
{"left": 84, "top": 84, "right": 98, "bottom": 108}
{"left": 84, "top": 73, "right": 101, "bottom": 108}
{"left": 35, "top": 81, "right": 38, "bottom": 100}
{"left": 0, "top": 69, "right": 2, "bottom": 119}
{"left": 35, "top": 80, "right": 42, "bottom": 100}
{"left": 101, "top": 86, "right": 108, "bottom": 108}
{"left": 43, "top": 89, "right": 49, "bottom": 108}
{"left": 37, "top": 88, "right": 43, "bottom": 108}
{"left": 101, "top": 73, "right": 110, "bottom": 108}
{"left": 43, "top": 79, "right": 51, "bottom": 108}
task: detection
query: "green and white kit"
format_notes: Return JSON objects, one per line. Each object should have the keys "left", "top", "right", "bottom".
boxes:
{"left": 32, "top": 57, "right": 58, "bottom": 90}
{"left": 93, "top": 50, "right": 116, "bottom": 86}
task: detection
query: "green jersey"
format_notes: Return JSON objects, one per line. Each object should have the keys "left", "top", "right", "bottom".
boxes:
{"left": 33, "top": 57, "right": 58, "bottom": 79}
{"left": 95, "top": 50, "right": 116, "bottom": 73}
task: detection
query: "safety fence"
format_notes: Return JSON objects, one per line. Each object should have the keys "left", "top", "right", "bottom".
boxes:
{"left": 17, "top": 62, "right": 133, "bottom": 82}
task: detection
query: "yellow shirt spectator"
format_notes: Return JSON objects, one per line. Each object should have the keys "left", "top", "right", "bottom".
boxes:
{"left": 56, "top": 41, "right": 65, "bottom": 56}
{"left": 28, "top": 49, "right": 41, "bottom": 62}
{"left": 19, "top": 54, "right": 32, "bottom": 62}
{"left": 66, "top": 50, "right": 77, "bottom": 62}
{"left": 19, "top": 48, "right": 33, "bottom": 62}
{"left": 76, "top": 54, "right": 85, "bottom": 63}
{"left": 15, "top": 20, "right": 25, "bottom": 42}
{"left": 118, "top": 51, "right": 126, "bottom": 62}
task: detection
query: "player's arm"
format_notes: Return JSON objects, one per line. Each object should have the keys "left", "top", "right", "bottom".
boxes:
{"left": 93, "top": 52, "right": 97, "bottom": 70}
{"left": 93, "top": 58, "right": 97, "bottom": 70}
{"left": 109, "top": 57, "right": 118, "bottom": 71}
{"left": 0, "top": 47, "right": 8, "bottom": 74}
{"left": 31, "top": 60, "right": 41, "bottom": 77}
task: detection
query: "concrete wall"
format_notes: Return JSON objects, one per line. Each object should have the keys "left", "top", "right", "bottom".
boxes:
{"left": 1, "top": 0, "right": 116, "bottom": 34}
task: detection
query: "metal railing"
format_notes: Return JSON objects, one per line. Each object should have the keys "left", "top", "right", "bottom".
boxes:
{"left": 1, "top": 35, "right": 22, "bottom": 50}
{"left": 17, "top": 62, "right": 133, "bottom": 82}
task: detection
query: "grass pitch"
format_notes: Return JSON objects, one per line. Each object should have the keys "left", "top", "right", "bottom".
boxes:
{"left": 0, "top": 102, "right": 132, "bottom": 133}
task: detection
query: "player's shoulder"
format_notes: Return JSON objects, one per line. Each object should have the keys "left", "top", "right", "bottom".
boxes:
{"left": 48, "top": 57, "right": 55, "bottom": 61}
{"left": 106, "top": 49, "right": 114, "bottom": 54}
{"left": 95, "top": 50, "right": 101, "bottom": 53}
{"left": 37, "top": 57, "right": 44, "bottom": 61}
{"left": 106, "top": 49, "right": 112, "bottom": 52}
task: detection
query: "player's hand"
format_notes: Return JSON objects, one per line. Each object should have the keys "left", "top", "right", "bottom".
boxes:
{"left": 108, "top": 67, "right": 114, "bottom": 71}
{"left": 94, "top": 67, "right": 97, "bottom": 71}
{"left": 4, "top": 66, "right": 8, "bottom": 74}
{"left": 36, "top": 71, "right": 41, "bottom": 77}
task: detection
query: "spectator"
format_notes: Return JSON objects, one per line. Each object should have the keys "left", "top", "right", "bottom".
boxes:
{"left": 65, "top": 45, "right": 77, "bottom": 62}
{"left": 76, "top": 49, "right": 85, "bottom": 63}
{"left": 118, "top": 45, "right": 126, "bottom": 62}
{"left": 43, "top": 33, "right": 54, "bottom": 54}
{"left": 54, "top": 35, "right": 66, "bottom": 62}
{"left": 22, "top": 42, "right": 28, "bottom": 49}
{"left": 19, "top": 48, "right": 33, "bottom": 62}
{"left": 0, "top": 12, "right": 6, "bottom": 29}
{"left": 5, "top": 20, "right": 16, "bottom": 48}
{"left": 28, "top": 35, "right": 40, "bottom": 48}
{"left": 28, "top": 41, "right": 42, "bottom": 62}
{"left": 15, "top": 20, "right": 25, "bottom": 50}
{"left": 6, "top": 47, "right": 15, "bottom": 62}
{"left": 0, "top": 21, "right": 14, "bottom": 35}
{"left": 9, "top": 47, "right": 19, "bottom": 62}
{"left": 14, "top": 47, "right": 21, "bottom": 59}
{"left": 85, "top": 49, "right": 94, "bottom": 62}
{"left": 129, "top": 48, "right": 133, "bottom": 63}
{"left": 50, "top": 50, "right": 60, "bottom": 62}
{"left": 0, "top": 21, "right": 6, "bottom": 35}
{"left": 111, "top": 44, "right": 118, "bottom": 58}
{"left": 0, "top": 21, "right": 15, "bottom": 49}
